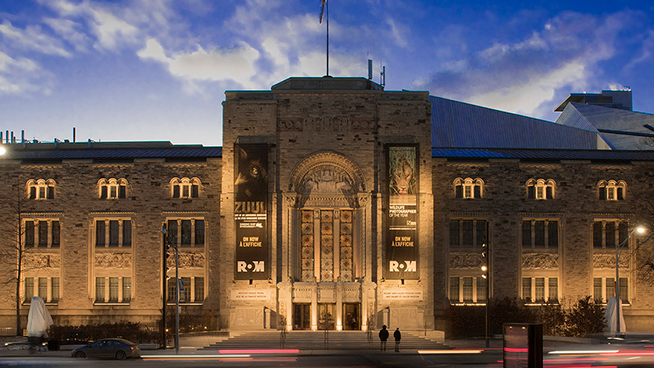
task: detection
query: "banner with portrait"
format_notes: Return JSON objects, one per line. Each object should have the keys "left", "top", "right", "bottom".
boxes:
{"left": 234, "top": 144, "right": 269, "bottom": 280}
{"left": 385, "top": 145, "right": 419, "bottom": 280}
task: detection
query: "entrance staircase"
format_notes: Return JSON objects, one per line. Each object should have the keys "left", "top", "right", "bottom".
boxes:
{"left": 201, "top": 330, "right": 450, "bottom": 351}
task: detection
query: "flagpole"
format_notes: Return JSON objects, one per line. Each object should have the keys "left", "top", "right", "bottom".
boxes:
{"left": 326, "top": 0, "right": 329, "bottom": 76}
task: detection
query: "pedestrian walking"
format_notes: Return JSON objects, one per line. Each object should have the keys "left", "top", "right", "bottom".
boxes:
{"left": 394, "top": 327, "right": 401, "bottom": 352}
{"left": 379, "top": 325, "right": 389, "bottom": 351}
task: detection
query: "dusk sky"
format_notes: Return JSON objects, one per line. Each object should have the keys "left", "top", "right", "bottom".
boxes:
{"left": 1, "top": 0, "right": 654, "bottom": 146}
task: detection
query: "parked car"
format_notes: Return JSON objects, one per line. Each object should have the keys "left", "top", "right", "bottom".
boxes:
{"left": 71, "top": 338, "right": 140, "bottom": 360}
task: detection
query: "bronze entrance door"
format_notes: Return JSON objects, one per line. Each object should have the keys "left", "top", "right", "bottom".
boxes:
{"left": 293, "top": 304, "right": 311, "bottom": 330}
{"left": 343, "top": 303, "right": 360, "bottom": 330}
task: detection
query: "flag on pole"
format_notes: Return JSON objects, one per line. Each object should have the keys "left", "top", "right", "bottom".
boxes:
{"left": 319, "top": 0, "right": 327, "bottom": 23}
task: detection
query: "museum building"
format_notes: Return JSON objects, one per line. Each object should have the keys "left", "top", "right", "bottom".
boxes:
{"left": 1, "top": 76, "right": 654, "bottom": 334}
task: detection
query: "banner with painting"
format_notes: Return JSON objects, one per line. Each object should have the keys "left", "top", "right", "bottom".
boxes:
{"left": 385, "top": 145, "right": 419, "bottom": 280}
{"left": 234, "top": 144, "right": 269, "bottom": 280}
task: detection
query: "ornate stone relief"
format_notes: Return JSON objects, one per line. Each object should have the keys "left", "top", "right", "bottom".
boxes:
{"left": 24, "top": 253, "right": 60, "bottom": 269}
{"left": 449, "top": 252, "right": 483, "bottom": 268}
{"left": 593, "top": 253, "right": 629, "bottom": 269}
{"left": 290, "top": 152, "right": 366, "bottom": 195}
{"left": 277, "top": 117, "right": 376, "bottom": 133}
{"left": 166, "top": 252, "right": 205, "bottom": 268}
{"left": 522, "top": 253, "right": 559, "bottom": 269}
{"left": 95, "top": 253, "right": 131, "bottom": 268}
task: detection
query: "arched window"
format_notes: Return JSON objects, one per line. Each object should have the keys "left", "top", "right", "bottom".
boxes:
{"left": 598, "top": 180, "right": 626, "bottom": 201}
{"left": 526, "top": 179, "right": 556, "bottom": 200}
{"left": 170, "top": 177, "right": 200, "bottom": 198}
{"left": 98, "top": 178, "right": 127, "bottom": 199}
{"left": 454, "top": 178, "right": 484, "bottom": 199}
{"left": 26, "top": 179, "right": 56, "bottom": 200}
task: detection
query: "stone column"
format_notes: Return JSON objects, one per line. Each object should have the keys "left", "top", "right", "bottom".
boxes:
{"left": 336, "top": 279, "right": 343, "bottom": 330}
{"left": 311, "top": 282, "right": 318, "bottom": 331}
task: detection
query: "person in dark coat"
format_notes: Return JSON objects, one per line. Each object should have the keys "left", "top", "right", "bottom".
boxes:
{"left": 379, "top": 325, "right": 389, "bottom": 351}
{"left": 394, "top": 327, "right": 401, "bottom": 352}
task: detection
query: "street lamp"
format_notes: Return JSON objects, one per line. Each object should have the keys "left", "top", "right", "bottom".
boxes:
{"left": 0, "top": 145, "right": 6, "bottom": 155}
{"left": 615, "top": 226, "right": 646, "bottom": 335}
{"left": 161, "top": 224, "right": 180, "bottom": 354}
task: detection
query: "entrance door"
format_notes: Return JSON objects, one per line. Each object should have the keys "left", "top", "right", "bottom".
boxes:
{"left": 293, "top": 304, "right": 311, "bottom": 330}
{"left": 318, "top": 303, "right": 336, "bottom": 330}
{"left": 343, "top": 303, "right": 360, "bottom": 330}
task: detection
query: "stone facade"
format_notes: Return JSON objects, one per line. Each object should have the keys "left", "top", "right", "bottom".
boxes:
{"left": 1, "top": 77, "right": 654, "bottom": 335}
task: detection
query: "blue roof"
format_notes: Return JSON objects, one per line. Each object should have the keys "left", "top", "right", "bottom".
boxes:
{"left": 430, "top": 96, "right": 599, "bottom": 149}
{"left": 1, "top": 144, "right": 222, "bottom": 162}
{"left": 432, "top": 147, "right": 654, "bottom": 161}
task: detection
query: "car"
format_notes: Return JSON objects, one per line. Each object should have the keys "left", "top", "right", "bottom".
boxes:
{"left": 71, "top": 338, "right": 140, "bottom": 360}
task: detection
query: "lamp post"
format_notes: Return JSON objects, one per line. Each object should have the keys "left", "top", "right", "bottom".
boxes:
{"left": 161, "top": 224, "right": 180, "bottom": 354}
{"left": 615, "top": 226, "right": 646, "bottom": 335}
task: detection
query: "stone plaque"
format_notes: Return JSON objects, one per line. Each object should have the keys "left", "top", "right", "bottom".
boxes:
{"left": 382, "top": 289, "right": 423, "bottom": 300}
{"left": 230, "top": 289, "right": 272, "bottom": 300}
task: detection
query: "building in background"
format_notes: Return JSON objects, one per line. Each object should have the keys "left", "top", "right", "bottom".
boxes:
{"left": 1, "top": 78, "right": 653, "bottom": 335}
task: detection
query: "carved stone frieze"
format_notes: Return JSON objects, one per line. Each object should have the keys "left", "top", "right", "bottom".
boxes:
{"left": 522, "top": 253, "right": 559, "bottom": 269}
{"left": 449, "top": 252, "right": 483, "bottom": 269}
{"left": 166, "top": 252, "right": 205, "bottom": 268}
{"left": 95, "top": 253, "right": 132, "bottom": 268}
{"left": 290, "top": 152, "right": 366, "bottom": 195}
{"left": 593, "top": 253, "right": 629, "bottom": 269}
{"left": 277, "top": 117, "right": 376, "bottom": 133}
{"left": 24, "top": 253, "right": 60, "bottom": 269}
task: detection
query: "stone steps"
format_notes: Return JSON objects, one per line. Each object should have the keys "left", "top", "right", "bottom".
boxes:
{"left": 201, "top": 330, "right": 450, "bottom": 350}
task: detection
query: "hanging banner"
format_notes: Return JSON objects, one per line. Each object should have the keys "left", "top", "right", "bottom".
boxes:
{"left": 385, "top": 145, "right": 419, "bottom": 280}
{"left": 234, "top": 144, "right": 269, "bottom": 280}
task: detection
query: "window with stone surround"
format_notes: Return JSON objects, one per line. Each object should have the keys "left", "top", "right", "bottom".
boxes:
{"left": 94, "top": 218, "right": 132, "bottom": 248}
{"left": 166, "top": 218, "right": 205, "bottom": 247}
{"left": 454, "top": 178, "right": 484, "bottom": 199}
{"left": 593, "top": 277, "right": 628, "bottom": 303}
{"left": 170, "top": 177, "right": 200, "bottom": 198}
{"left": 26, "top": 179, "right": 56, "bottom": 200}
{"left": 598, "top": 180, "right": 626, "bottom": 201}
{"left": 521, "top": 219, "right": 559, "bottom": 248}
{"left": 593, "top": 220, "right": 628, "bottom": 248}
{"left": 526, "top": 179, "right": 555, "bottom": 200}
{"left": 449, "top": 219, "right": 487, "bottom": 248}
{"left": 167, "top": 276, "right": 204, "bottom": 303}
{"left": 23, "top": 219, "right": 60, "bottom": 248}
{"left": 98, "top": 178, "right": 127, "bottom": 199}
{"left": 449, "top": 276, "right": 487, "bottom": 304}
{"left": 24, "top": 276, "right": 59, "bottom": 303}
{"left": 522, "top": 277, "right": 558, "bottom": 303}
{"left": 95, "top": 276, "right": 131, "bottom": 303}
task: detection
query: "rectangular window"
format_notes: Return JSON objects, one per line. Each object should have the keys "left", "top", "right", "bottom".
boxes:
{"left": 449, "top": 277, "right": 460, "bottom": 301}
{"left": 522, "top": 221, "right": 531, "bottom": 247}
{"left": 548, "top": 278, "right": 558, "bottom": 302}
{"left": 477, "top": 277, "right": 487, "bottom": 302}
{"left": 449, "top": 221, "right": 459, "bottom": 247}
{"left": 39, "top": 187, "right": 46, "bottom": 199}
{"left": 24, "top": 278, "right": 33, "bottom": 302}
{"left": 522, "top": 278, "right": 532, "bottom": 302}
{"left": 96, "top": 221, "right": 106, "bottom": 246}
{"left": 191, "top": 184, "right": 199, "bottom": 198}
{"left": 168, "top": 220, "right": 178, "bottom": 247}
{"left": 194, "top": 277, "right": 204, "bottom": 302}
{"left": 464, "top": 185, "right": 472, "bottom": 199}
{"left": 123, "top": 277, "right": 131, "bottom": 302}
{"left": 546, "top": 186, "right": 553, "bottom": 199}
{"left": 618, "top": 223, "right": 628, "bottom": 247}
{"left": 180, "top": 277, "right": 191, "bottom": 302}
{"left": 195, "top": 220, "right": 205, "bottom": 246}
{"left": 476, "top": 220, "right": 487, "bottom": 247}
{"left": 38, "top": 277, "right": 47, "bottom": 299}
{"left": 535, "top": 278, "right": 545, "bottom": 302}
{"left": 181, "top": 220, "right": 192, "bottom": 246}
{"left": 455, "top": 185, "right": 463, "bottom": 198}
{"left": 38, "top": 221, "right": 48, "bottom": 247}
{"left": 536, "top": 186, "right": 544, "bottom": 200}
{"left": 123, "top": 221, "right": 132, "bottom": 247}
{"left": 109, "top": 277, "right": 119, "bottom": 302}
{"left": 534, "top": 221, "right": 545, "bottom": 247}
{"left": 109, "top": 186, "right": 117, "bottom": 199}
{"left": 593, "top": 222, "right": 603, "bottom": 248}
{"left": 606, "top": 278, "right": 615, "bottom": 302}
{"left": 619, "top": 278, "right": 628, "bottom": 302}
{"left": 118, "top": 185, "right": 126, "bottom": 199}
{"left": 182, "top": 185, "right": 190, "bottom": 198}
{"left": 605, "top": 222, "right": 616, "bottom": 247}
{"left": 173, "top": 185, "right": 180, "bottom": 198}
{"left": 51, "top": 221, "right": 60, "bottom": 247}
{"left": 607, "top": 187, "right": 615, "bottom": 200}
{"left": 167, "top": 278, "right": 176, "bottom": 302}
{"left": 25, "top": 221, "right": 35, "bottom": 247}
{"left": 527, "top": 185, "right": 535, "bottom": 199}
{"left": 95, "top": 277, "right": 105, "bottom": 302}
{"left": 51, "top": 277, "right": 59, "bottom": 302}
{"left": 462, "top": 220, "right": 473, "bottom": 247}
{"left": 548, "top": 221, "right": 558, "bottom": 247}
{"left": 473, "top": 185, "right": 481, "bottom": 198}
{"left": 109, "top": 220, "right": 119, "bottom": 246}
{"left": 594, "top": 278, "right": 603, "bottom": 302}
{"left": 462, "top": 277, "right": 473, "bottom": 302}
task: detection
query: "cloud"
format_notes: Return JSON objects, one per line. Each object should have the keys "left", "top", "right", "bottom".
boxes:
{"left": 0, "top": 21, "right": 72, "bottom": 57}
{"left": 386, "top": 18, "right": 408, "bottom": 48}
{"left": 414, "top": 11, "right": 635, "bottom": 118}
{"left": 43, "top": 17, "right": 91, "bottom": 52}
{"left": 138, "top": 38, "right": 260, "bottom": 90}
{"left": 0, "top": 51, "right": 45, "bottom": 95}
